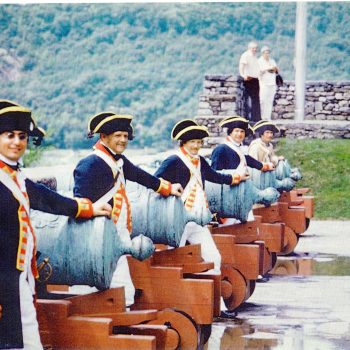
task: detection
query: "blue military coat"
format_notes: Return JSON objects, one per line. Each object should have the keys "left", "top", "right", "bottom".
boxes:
{"left": 73, "top": 151, "right": 163, "bottom": 205}
{"left": 211, "top": 143, "right": 263, "bottom": 171}
{"left": 154, "top": 154, "right": 233, "bottom": 189}
{"left": 0, "top": 173, "right": 82, "bottom": 349}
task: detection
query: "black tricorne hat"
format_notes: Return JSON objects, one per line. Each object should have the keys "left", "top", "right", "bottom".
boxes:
{"left": 0, "top": 106, "right": 36, "bottom": 135}
{"left": 252, "top": 121, "right": 280, "bottom": 136}
{"left": 87, "top": 112, "right": 134, "bottom": 140}
{"left": 31, "top": 126, "right": 46, "bottom": 146}
{"left": 219, "top": 116, "right": 252, "bottom": 135}
{"left": 0, "top": 99, "right": 20, "bottom": 110}
{"left": 171, "top": 119, "right": 209, "bottom": 142}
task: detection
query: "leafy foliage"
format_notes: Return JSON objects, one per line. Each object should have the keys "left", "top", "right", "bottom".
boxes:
{"left": 0, "top": 3, "right": 349, "bottom": 149}
{"left": 23, "top": 144, "right": 46, "bottom": 167}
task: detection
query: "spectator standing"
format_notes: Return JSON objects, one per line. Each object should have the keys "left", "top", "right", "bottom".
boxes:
{"left": 258, "top": 46, "right": 278, "bottom": 120}
{"left": 239, "top": 41, "right": 261, "bottom": 122}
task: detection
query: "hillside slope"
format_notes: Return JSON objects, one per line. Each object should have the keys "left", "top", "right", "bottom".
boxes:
{"left": 0, "top": 2, "right": 349, "bottom": 148}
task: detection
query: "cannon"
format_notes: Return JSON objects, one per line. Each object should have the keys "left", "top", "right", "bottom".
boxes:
{"left": 126, "top": 182, "right": 212, "bottom": 247}
{"left": 205, "top": 177, "right": 280, "bottom": 222}
{"left": 249, "top": 167, "right": 296, "bottom": 192}
{"left": 275, "top": 159, "right": 303, "bottom": 182}
{"left": 248, "top": 159, "right": 311, "bottom": 251}
{"left": 249, "top": 159, "right": 314, "bottom": 232}
{"left": 25, "top": 166, "right": 217, "bottom": 348}
{"left": 24, "top": 166, "right": 211, "bottom": 249}
{"left": 31, "top": 212, "right": 154, "bottom": 290}
{"left": 275, "top": 160, "right": 314, "bottom": 221}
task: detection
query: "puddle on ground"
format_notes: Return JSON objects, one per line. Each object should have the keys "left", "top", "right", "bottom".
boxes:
{"left": 206, "top": 254, "right": 350, "bottom": 350}
{"left": 270, "top": 254, "right": 350, "bottom": 277}
{"left": 207, "top": 320, "right": 350, "bottom": 350}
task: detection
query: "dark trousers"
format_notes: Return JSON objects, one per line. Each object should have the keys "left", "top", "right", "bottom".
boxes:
{"left": 243, "top": 78, "right": 261, "bottom": 122}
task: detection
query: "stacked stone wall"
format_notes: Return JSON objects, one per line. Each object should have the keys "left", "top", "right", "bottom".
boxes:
{"left": 196, "top": 74, "right": 350, "bottom": 144}
{"left": 277, "top": 81, "right": 350, "bottom": 121}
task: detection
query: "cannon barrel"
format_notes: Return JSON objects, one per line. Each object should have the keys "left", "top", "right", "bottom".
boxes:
{"left": 275, "top": 159, "right": 303, "bottom": 182}
{"left": 250, "top": 168, "right": 296, "bottom": 192}
{"left": 31, "top": 212, "right": 154, "bottom": 290}
{"left": 126, "top": 182, "right": 212, "bottom": 247}
{"left": 24, "top": 166, "right": 212, "bottom": 250}
{"left": 205, "top": 178, "right": 280, "bottom": 222}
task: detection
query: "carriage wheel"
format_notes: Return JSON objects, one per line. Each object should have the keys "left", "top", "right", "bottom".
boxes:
{"left": 146, "top": 308, "right": 198, "bottom": 349}
{"left": 221, "top": 265, "right": 248, "bottom": 311}
{"left": 279, "top": 226, "right": 298, "bottom": 255}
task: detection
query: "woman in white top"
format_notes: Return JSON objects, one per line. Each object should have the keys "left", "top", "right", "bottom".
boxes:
{"left": 258, "top": 46, "right": 278, "bottom": 120}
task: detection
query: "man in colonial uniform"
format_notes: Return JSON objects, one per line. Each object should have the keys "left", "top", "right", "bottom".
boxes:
{"left": 248, "top": 120, "right": 284, "bottom": 165}
{"left": 211, "top": 116, "right": 275, "bottom": 225}
{"left": 154, "top": 119, "right": 240, "bottom": 273}
{"left": 0, "top": 101, "right": 111, "bottom": 350}
{"left": 73, "top": 112, "right": 183, "bottom": 306}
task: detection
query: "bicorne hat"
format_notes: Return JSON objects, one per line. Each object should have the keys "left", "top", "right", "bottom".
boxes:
{"left": 171, "top": 119, "right": 209, "bottom": 142}
{"left": 219, "top": 116, "right": 252, "bottom": 135}
{"left": 88, "top": 112, "right": 134, "bottom": 140}
{"left": 252, "top": 120, "right": 280, "bottom": 136}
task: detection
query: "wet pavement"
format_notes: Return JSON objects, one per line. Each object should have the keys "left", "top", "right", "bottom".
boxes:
{"left": 207, "top": 220, "right": 350, "bottom": 350}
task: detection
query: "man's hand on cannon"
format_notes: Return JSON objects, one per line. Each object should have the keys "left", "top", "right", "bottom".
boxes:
{"left": 262, "top": 162, "right": 275, "bottom": 172}
{"left": 170, "top": 183, "right": 184, "bottom": 197}
{"left": 0, "top": 304, "right": 2, "bottom": 319}
{"left": 240, "top": 172, "right": 250, "bottom": 181}
{"left": 92, "top": 202, "right": 112, "bottom": 217}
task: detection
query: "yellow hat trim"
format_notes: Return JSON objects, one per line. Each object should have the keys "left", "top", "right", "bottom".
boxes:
{"left": 219, "top": 116, "right": 249, "bottom": 128}
{"left": 171, "top": 119, "right": 194, "bottom": 138}
{"left": 252, "top": 121, "right": 280, "bottom": 133}
{"left": 36, "top": 126, "right": 46, "bottom": 136}
{"left": 0, "top": 106, "right": 31, "bottom": 117}
{"left": 88, "top": 112, "right": 133, "bottom": 133}
{"left": 0, "top": 99, "right": 20, "bottom": 107}
{"left": 173, "top": 125, "right": 209, "bottom": 140}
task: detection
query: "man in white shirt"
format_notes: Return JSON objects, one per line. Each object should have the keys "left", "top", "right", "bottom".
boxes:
{"left": 239, "top": 41, "right": 261, "bottom": 122}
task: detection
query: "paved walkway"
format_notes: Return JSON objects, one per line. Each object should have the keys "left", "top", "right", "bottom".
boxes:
{"left": 207, "top": 220, "right": 350, "bottom": 350}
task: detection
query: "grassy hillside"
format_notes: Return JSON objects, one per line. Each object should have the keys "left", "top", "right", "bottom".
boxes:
{"left": 276, "top": 139, "right": 350, "bottom": 220}
{"left": 0, "top": 3, "right": 349, "bottom": 149}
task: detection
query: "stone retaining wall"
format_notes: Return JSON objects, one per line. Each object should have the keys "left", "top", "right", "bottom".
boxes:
{"left": 195, "top": 75, "right": 350, "bottom": 144}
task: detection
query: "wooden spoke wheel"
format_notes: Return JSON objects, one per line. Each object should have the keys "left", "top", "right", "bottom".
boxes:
{"left": 146, "top": 308, "right": 198, "bottom": 350}
{"left": 221, "top": 265, "right": 247, "bottom": 311}
{"left": 279, "top": 226, "right": 298, "bottom": 255}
